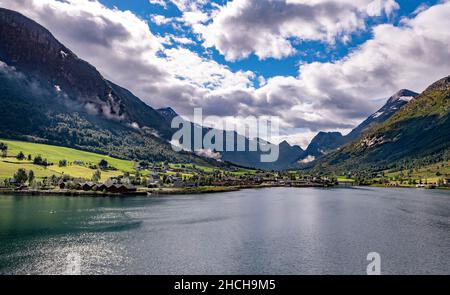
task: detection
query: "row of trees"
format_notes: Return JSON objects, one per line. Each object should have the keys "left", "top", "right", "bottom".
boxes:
{"left": 12, "top": 168, "right": 35, "bottom": 185}
{"left": 4, "top": 147, "right": 51, "bottom": 167}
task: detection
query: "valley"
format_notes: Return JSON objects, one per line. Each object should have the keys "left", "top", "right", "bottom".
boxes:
{"left": 0, "top": 8, "right": 449, "bottom": 193}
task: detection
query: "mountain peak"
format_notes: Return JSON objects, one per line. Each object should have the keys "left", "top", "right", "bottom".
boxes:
{"left": 423, "top": 75, "right": 450, "bottom": 93}
{"left": 0, "top": 8, "right": 173, "bottom": 137}
{"left": 157, "top": 107, "right": 179, "bottom": 122}
{"left": 279, "top": 140, "right": 291, "bottom": 148}
{"left": 387, "top": 89, "right": 419, "bottom": 104}
{"left": 158, "top": 107, "right": 178, "bottom": 115}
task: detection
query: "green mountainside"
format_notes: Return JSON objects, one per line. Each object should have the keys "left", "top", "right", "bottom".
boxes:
{"left": 312, "top": 76, "right": 450, "bottom": 173}
{"left": 0, "top": 8, "right": 214, "bottom": 165}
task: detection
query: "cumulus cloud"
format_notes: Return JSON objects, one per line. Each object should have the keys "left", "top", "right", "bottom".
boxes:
{"left": 0, "top": 61, "right": 24, "bottom": 79}
{"left": 149, "top": 0, "right": 210, "bottom": 26}
{"left": 151, "top": 14, "right": 172, "bottom": 26}
{"left": 197, "top": 0, "right": 400, "bottom": 61}
{"left": 0, "top": 0, "right": 251, "bottom": 108}
{"left": 238, "top": 0, "right": 450, "bottom": 140}
{"left": 366, "top": 0, "right": 399, "bottom": 17}
{"left": 195, "top": 148, "right": 222, "bottom": 160}
{"left": 149, "top": 0, "right": 168, "bottom": 9}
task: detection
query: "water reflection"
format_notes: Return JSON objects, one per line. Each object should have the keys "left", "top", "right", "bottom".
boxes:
{"left": 0, "top": 187, "right": 449, "bottom": 274}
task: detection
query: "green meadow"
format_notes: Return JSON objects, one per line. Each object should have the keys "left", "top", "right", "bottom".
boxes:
{"left": 0, "top": 139, "right": 135, "bottom": 181}
{"left": 385, "top": 160, "right": 450, "bottom": 184}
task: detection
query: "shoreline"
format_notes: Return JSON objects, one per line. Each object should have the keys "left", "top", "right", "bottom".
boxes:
{"left": 0, "top": 183, "right": 330, "bottom": 197}
{"left": 0, "top": 183, "right": 448, "bottom": 197}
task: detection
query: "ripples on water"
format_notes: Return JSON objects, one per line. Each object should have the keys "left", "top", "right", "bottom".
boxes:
{"left": 0, "top": 187, "right": 449, "bottom": 274}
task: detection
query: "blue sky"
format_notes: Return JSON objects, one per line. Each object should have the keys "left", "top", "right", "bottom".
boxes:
{"left": 3, "top": 0, "right": 449, "bottom": 147}
{"left": 100, "top": 0, "right": 440, "bottom": 81}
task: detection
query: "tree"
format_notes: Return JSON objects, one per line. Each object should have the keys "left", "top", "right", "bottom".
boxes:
{"left": 27, "top": 154, "right": 32, "bottom": 161}
{"left": 0, "top": 142, "right": 7, "bottom": 158}
{"left": 98, "top": 159, "right": 109, "bottom": 170}
{"left": 34, "top": 155, "right": 48, "bottom": 166}
{"left": 3, "top": 178, "right": 10, "bottom": 188}
{"left": 16, "top": 151, "right": 25, "bottom": 161}
{"left": 34, "top": 155, "right": 43, "bottom": 165}
{"left": 92, "top": 170, "right": 102, "bottom": 182}
{"left": 28, "top": 170, "right": 35, "bottom": 184}
{"left": 139, "top": 161, "right": 149, "bottom": 170}
{"left": 59, "top": 159, "right": 68, "bottom": 167}
{"left": 14, "top": 169, "right": 28, "bottom": 185}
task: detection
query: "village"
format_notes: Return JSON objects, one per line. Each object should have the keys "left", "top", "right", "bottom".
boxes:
{"left": 1, "top": 157, "right": 337, "bottom": 196}
{"left": 1, "top": 140, "right": 448, "bottom": 196}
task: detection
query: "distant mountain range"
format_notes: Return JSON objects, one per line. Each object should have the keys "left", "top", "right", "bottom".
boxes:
{"left": 155, "top": 107, "right": 305, "bottom": 170}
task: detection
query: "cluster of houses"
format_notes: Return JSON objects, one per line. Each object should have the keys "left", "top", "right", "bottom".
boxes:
{"left": 209, "top": 174, "right": 335, "bottom": 188}
{"left": 59, "top": 181, "right": 137, "bottom": 193}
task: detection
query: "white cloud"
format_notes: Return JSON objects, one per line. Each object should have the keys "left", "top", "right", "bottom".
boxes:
{"left": 195, "top": 148, "right": 222, "bottom": 160}
{"left": 167, "top": 0, "right": 208, "bottom": 12}
{"left": 196, "top": 0, "right": 400, "bottom": 61}
{"left": 299, "top": 155, "right": 316, "bottom": 164}
{"left": 0, "top": 0, "right": 253, "bottom": 110}
{"left": 161, "top": 34, "right": 197, "bottom": 45}
{"left": 149, "top": 0, "right": 168, "bottom": 9}
{"left": 151, "top": 14, "right": 172, "bottom": 25}
{"left": 366, "top": 0, "right": 399, "bottom": 17}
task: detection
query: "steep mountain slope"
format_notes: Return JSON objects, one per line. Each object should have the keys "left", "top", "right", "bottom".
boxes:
{"left": 299, "top": 89, "right": 418, "bottom": 162}
{"left": 346, "top": 89, "right": 419, "bottom": 141}
{"left": 276, "top": 140, "right": 305, "bottom": 168}
{"left": 0, "top": 8, "right": 172, "bottom": 138}
{"left": 0, "top": 8, "right": 211, "bottom": 164}
{"left": 157, "top": 107, "right": 179, "bottom": 123}
{"left": 302, "top": 132, "right": 348, "bottom": 160}
{"left": 313, "top": 76, "right": 450, "bottom": 172}
{"left": 221, "top": 139, "right": 304, "bottom": 171}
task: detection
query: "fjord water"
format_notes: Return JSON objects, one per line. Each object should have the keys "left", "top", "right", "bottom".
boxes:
{"left": 0, "top": 187, "right": 449, "bottom": 275}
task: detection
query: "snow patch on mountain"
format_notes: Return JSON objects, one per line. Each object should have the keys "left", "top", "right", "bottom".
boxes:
{"left": 398, "top": 96, "right": 415, "bottom": 102}
{"left": 60, "top": 50, "right": 68, "bottom": 59}
{"left": 372, "top": 111, "right": 384, "bottom": 118}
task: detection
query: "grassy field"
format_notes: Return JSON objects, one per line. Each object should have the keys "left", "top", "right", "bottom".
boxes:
{"left": 1, "top": 139, "right": 135, "bottom": 172}
{"left": 0, "top": 139, "right": 135, "bottom": 181}
{"left": 0, "top": 160, "right": 56, "bottom": 179}
{"left": 385, "top": 160, "right": 450, "bottom": 183}
{"left": 337, "top": 177, "right": 355, "bottom": 183}
{"left": 230, "top": 168, "right": 258, "bottom": 175}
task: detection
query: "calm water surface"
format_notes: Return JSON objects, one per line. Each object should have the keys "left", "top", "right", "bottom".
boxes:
{"left": 0, "top": 187, "right": 449, "bottom": 275}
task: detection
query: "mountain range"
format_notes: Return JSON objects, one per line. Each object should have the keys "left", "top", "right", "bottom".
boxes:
{"left": 1, "top": 7, "right": 449, "bottom": 173}
{"left": 0, "top": 8, "right": 304, "bottom": 170}
{"left": 299, "top": 89, "right": 419, "bottom": 162}
{"left": 309, "top": 78, "right": 450, "bottom": 172}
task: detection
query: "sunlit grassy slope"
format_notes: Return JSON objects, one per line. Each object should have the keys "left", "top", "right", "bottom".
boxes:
{"left": 385, "top": 160, "right": 450, "bottom": 183}
{"left": 0, "top": 139, "right": 135, "bottom": 181}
